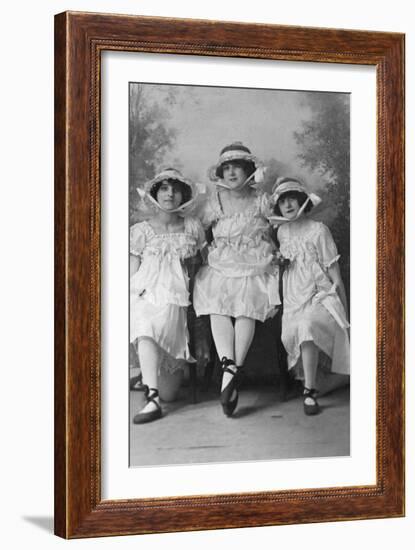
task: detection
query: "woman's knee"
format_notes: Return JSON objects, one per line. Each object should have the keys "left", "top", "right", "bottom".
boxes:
{"left": 158, "top": 368, "right": 184, "bottom": 402}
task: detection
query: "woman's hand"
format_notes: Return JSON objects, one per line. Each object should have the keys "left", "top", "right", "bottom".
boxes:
{"left": 274, "top": 251, "right": 290, "bottom": 268}
{"left": 200, "top": 244, "right": 209, "bottom": 265}
{"left": 328, "top": 262, "right": 349, "bottom": 321}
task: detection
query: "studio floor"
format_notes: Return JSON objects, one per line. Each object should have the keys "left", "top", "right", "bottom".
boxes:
{"left": 129, "top": 381, "right": 350, "bottom": 467}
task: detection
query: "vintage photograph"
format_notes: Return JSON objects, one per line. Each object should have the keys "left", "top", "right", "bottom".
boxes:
{"left": 128, "top": 82, "right": 350, "bottom": 467}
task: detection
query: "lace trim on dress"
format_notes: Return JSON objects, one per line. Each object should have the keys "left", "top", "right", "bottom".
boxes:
{"left": 144, "top": 219, "right": 186, "bottom": 238}
{"left": 213, "top": 233, "right": 272, "bottom": 253}
{"left": 278, "top": 219, "right": 322, "bottom": 242}
{"left": 323, "top": 254, "right": 341, "bottom": 269}
{"left": 141, "top": 219, "right": 202, "bottom": 260}
{"left": 143, "top": 217, "right": 201, "bottom": 237}
{"left": 214, "top": 190, "right": 268, "bottom": 221}
{"left": 278, "top": 221, "right": 340, "bottom": 268}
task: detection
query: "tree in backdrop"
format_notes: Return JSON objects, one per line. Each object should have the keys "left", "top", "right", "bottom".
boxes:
{"left": 294, "top": 92, "right": 350, "bottom": 299}
{"left": 129, "top": 84, "right": 178, "bottom": 223}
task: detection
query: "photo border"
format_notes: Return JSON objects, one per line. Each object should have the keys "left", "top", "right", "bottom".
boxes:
{"left": 54, "top": 11, "right": 405, "bottom": 538}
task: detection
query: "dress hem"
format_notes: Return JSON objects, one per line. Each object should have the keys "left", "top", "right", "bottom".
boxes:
{"left": 286, "top": 331, "right": 349, "bottom": 375}
{"left": 194, "top": 306, "right": 278, "bottom": 323}
{"left": 134, "top": 335, "right": 195, "bottom": 374}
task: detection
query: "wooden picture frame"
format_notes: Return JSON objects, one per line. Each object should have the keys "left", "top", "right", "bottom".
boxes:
{"left": 54, "top": 11, "right": 405, "bottom": 538}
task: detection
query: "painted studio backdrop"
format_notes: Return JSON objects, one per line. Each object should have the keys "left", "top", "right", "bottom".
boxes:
{"left": 128, "top": 82, "right": 350, "bottom": 467}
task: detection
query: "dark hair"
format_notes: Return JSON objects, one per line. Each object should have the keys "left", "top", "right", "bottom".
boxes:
{"left": 273, "top": 190, "right": 313, "bottom": 216}
{"left": 150, "top": 178, "right": 192, "bottom": 205}
{"left": 216, "top": 159, "right": 256, "bottom": 180}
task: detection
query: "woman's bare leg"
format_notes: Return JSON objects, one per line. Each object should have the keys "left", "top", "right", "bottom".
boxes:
{"left": 158, "top": 367, "right": 183, "bottom": 402}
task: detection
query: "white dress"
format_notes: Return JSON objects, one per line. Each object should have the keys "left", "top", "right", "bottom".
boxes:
{"left": 277, "top": 218, "right": 350, "bottom": 375}
{"left": 193, "top": 191, "right": 280, "bottom": 321}
{"left": 130, "top": 216, "right": 205, "bottom": 373}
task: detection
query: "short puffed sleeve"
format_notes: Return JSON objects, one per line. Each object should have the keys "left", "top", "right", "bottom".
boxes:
{"left": 185, "top": 216, "right": 207, "bottom": 250}
{"left": 129, "top": 222, "right": 147, "bottom": 256}
{"left": 315, "top": 223, "right": 340, "bottom": 268}
{"left": 196, "top": 190, "right": 221, "bottom": 228}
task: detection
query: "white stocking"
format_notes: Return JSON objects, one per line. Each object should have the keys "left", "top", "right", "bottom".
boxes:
{"left": 210, "top": 315, "right": 236, "bottom": 393}
{"left": 137, "top": 339, "right": 161, "bottom": 413}
{"left": 301, "top": 341, "right": 319, "bottom": 405}
{"left": 234, "top": 316, "right": 256, "bottom": 367}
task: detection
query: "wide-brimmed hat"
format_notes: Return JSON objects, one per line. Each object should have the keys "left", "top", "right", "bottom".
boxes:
{"left": 269, "top": 177, "right": 322, "bottom": 225}
{"left": 272, "top": 177, "right": 321, "bottom": 207}
{"left": 137, "top": 168, "right": 201, "bottom": 215}
{"left": 208, "top": 142, "right": 264, "bottom": 183}
{"left": 144, "top": 168, "right": 194, "bottom": 196}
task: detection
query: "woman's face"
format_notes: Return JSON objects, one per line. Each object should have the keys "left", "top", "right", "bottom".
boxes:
{"left": 278, "top": 194, "right": 301, "bottom": 219}
{"left": 156, "top": 181, "right": 183, "bottom": 210}
{"left": 221, "top": 161, "right": 248, "bottom": 189}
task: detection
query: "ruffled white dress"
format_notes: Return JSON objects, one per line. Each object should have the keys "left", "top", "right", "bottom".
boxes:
{"left": 193, "top": 191, "right": 280, "bottom": 321}
{"left": 130, "top": 216, "right": 205, "bottom": 373}
{"left": 277, "top": 218, "right": 350, "bottom": 375}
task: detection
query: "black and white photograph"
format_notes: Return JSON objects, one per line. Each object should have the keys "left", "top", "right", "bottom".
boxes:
{"left": 128, "top": 82, "right": 351, "bottom": 467}
{"left": 2, "top": 0, "right": 410, "bottom": 546}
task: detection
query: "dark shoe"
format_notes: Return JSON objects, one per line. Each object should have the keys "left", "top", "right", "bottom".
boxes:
{"left": 133, "top": 386, "right": 162, "bottom": 424}
{"left": 303, "top": 387, "right": 320, "bottom": 416}
{"left": 220, "top": 357, "right": 243, "bottom": 417}
{"left": 129, "top": 374, "right": 145, "bottom": 391}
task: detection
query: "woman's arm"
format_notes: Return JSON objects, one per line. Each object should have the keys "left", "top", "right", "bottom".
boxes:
{"left": 130, "top": 254, "right": 141, "bottom": 277}
{"left": 328, "top": 262, "right": 348, "bottom": 319}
